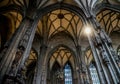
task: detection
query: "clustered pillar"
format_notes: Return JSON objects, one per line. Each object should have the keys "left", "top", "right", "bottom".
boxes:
{"left": 33, "top": 45, "right": 48, "bottom": 84}
{"left": 76, "top": 45, "right": 90, "bottom": 84}
{"left": 0, "top": 10, "right": 39, "bottom": 83}
{"left": 87, "top": 16, "right": 120, "bottom": 84}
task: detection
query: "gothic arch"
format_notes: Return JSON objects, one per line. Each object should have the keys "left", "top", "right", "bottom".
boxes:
{"left": 47, "top": 46, "right": 77, "bottom": 84}
{"left": 47, "top": 45, "right": 76, "bottom": 70}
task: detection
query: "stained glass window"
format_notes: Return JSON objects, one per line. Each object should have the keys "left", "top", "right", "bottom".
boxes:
{"left": 64, "top": 64, "right": 72, "bottom": 84}
{"left": 89, "top": 64, "right": 100, "bottom": 84}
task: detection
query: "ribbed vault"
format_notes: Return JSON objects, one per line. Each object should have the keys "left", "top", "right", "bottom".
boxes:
{"left": 49, "top": 47, "right": 75, "bottom": 70}
{"left": 0, "top": 0, "right": 120, "bottom": 83}
{"left": 96, "top": 9, "right": 120, "bottom": 35}
{"left": 36, "top": 9, "right": 83, "bottom": 43}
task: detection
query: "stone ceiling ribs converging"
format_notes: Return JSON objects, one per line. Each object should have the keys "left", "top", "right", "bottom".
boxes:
{"left": 36, "top": 9, "right": 83, "bottom": 42}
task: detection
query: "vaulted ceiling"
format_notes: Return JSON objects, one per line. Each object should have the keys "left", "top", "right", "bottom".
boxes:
{"left": 0, "top": 0, "right": 120, "bottom": 66}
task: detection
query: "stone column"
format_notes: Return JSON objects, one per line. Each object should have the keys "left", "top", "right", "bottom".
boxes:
{"left": 14, "top": 16, "right": 39, "bottom": 84}
{"left": 33, "top": 45, "right": 47, "bottom": 84}
{"left": 40, "top": 50, "right": 49, "bottom": 84}
{"left": 0, "top": 17, "right": 33, "bottom": 83}
{"left": 0, "top": 7, "right": 41, "bottom": 83}
{"left": 40, "top": 65, "right": 47, "bottom": 84}
{"left": 82, "top": 50, "right": 92, "bottom": 84}
{"left": 98, "top": 29, "right": 120, "bottom": 83}
{"left": 76, "top": 45, "right": 84, "bottom": 84}
{"left": 100, "top": 29, "right": 120, "bottom": 74}
{"left": 87, "top": 33, "right": 107, "bottom": 84}
{"left": 88, "top": 16, "right": 120, "bottom": 84}
{"left": 17, "top": 16, "right": 39, "bottom": 73}
{"left": 97, "top": 49, "right": 112, "bottom": 84}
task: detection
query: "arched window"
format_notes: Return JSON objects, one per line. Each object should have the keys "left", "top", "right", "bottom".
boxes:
{"left": 64, "top": 63, "right": 72, "bottom": 84}
{"left": 89, "top": 64, "right": 100, "bottom": 84}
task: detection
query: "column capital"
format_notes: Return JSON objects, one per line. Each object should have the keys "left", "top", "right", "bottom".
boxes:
{"left": 26, "top": 8, "right": 37, "bottom": 20}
